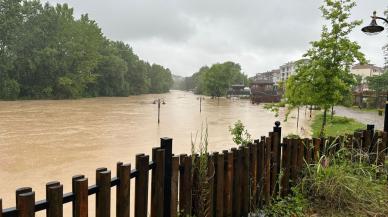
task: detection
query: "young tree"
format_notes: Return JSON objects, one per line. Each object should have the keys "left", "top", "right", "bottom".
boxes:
{"left": 286, "top": 0, "right": 366, "bottom": 136}
{"left": 285, "top": 63, "right": 312, "bottom": 130}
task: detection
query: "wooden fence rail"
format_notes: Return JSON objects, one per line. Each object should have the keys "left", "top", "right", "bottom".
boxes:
{"left": 1, "top": 125, "right": 387, "bottom": 217}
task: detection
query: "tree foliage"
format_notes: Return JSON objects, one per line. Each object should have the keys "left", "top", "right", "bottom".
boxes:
{"left": 367, "top": 71, "right": 388, "bottom": 93}
{"left": 0, "top": 0, "right": 173, "bottom": 100}
{"left": 285, "top": 0, "right": 366, "bottom": 136}
{"left": 177, "top": 61, "right": 248, "bottom": 97}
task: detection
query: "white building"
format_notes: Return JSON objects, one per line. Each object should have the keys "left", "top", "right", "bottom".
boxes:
{"left": 280, "top": 62, "right": 295, "bottom": 81}
{"left": 279, "top": 59, "right": 309, "bottom": 81}
{"left": 351, "top": 64, "right": 383, "bottom": 81}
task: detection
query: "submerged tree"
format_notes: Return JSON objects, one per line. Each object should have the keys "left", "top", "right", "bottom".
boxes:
{"left": 286, "top": 0, "right": 366, "bottom": 136}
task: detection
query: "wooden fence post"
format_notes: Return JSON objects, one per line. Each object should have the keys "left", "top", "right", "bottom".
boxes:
{"left": 264, "top": 137, "right": 271, "bottom": 205}
{"left": 46, "top": 181, "right": 63, "bottom": 217}
{"left": 96, "top": 168, "right": 111, "bottom": 217}
{"left": 72, "top": 175, "right": 84, "bottom": 217}
{"left": 304, "top": 138, "right": 311, "bottom": 164}
{"left": 249, "top": 143, "right": 258, "bottom": 210}
{"left": 215, "top": 153, "right": 224, "bottom": 217}
{"left": 74, "top": 177, "right": 88, "bottom": 217}
{"left": 232, "top": 148, "right": 241, "bottom": 217}
{"left": 192, "top": 154, "right": 199, "bottom": 217}
{"left": 257, "top": 138, "right": 265, "bottom": 208}
{"left": 290, "top": 139, "right": 298, "bottom": 185}
{"left": 297, "top": 139, "right": 304, "bottom": 177}
{"left": 223, "top": 151, "right": 233, "bottom": 217}
{"left": 378, "top": 132, "right": 387, "bottom": 168}
{"left": 151, "top": 148, "right": 159, "bottom": 217}
{"left": 271, "top": 132, "right": 281, "bottom": 197}
{"left": 363, "top": 130, "right": 372, "bottom": 154}
{"left": 179, "top": 154, "right": 192, "bottom": 216}
{"left": 151, "top": 149, "right": 165, "bottom": 217}
{"left": 117, "top": 162, "right": 131, "bottom": 217}
{"left": 160, "top": 138, "right": 172, "bottom": 217}
{"left": 312, "top": 138, "right": 320, "bottom": 163}
{"left": 241, "top": 146, "right": 249, "bottom": 217}
{"left": 280, "top": 138, "right": 291, "bottom": 197}
{"left": 171, "top": 156, "right": 179, "bottom": 217}
{"left": 135, "top": 154, "right": 149, "bottom": 217}
{"left": 208, "top": 154, "right": 215, "bottom": 217}
{"left": 16, "top": 188, "right": 35, "bottom": 217}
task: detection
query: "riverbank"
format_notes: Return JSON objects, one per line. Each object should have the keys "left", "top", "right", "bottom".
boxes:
{"left": 269, "top": 106, "right": 316, "bottom": 138}
{"left": 311, "top": 114, "right": 365, "bottom": 137}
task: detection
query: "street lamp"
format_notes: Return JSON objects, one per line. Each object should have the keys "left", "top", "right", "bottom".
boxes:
{"left": 361, "top": 11, "right": 388, "bottom": 132}
{"left": 197, "top": 96, "right": 205, "bottom": 113}
{"left": 153, "top": 98, "right": 166, "bottom": 124}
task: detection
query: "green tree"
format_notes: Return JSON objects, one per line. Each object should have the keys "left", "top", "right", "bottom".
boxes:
{"left": 0, "top": 1, "right": 172, "bottom": 100}
{"left": 285, "top": 0, "right": 366, "bottom": 136}
{"left": 200, "top": 61, "right": 247, "bottom": 97}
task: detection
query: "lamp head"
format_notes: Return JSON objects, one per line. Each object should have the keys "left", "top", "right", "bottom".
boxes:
{"left": 362, "top": 11, "right": 385, "bottom": 35}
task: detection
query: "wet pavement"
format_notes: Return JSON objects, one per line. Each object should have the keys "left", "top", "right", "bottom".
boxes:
{"left": 334, "top": 106, "right": 384, "bottom": 130}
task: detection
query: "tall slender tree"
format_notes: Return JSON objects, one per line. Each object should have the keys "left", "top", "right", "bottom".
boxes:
{"left": 286, "top": 0, "right": 366, "bottom": 136}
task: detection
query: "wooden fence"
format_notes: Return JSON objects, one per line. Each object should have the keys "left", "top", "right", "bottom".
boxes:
{"left": 1, "top": 126, "right": 387, "bottom": 217}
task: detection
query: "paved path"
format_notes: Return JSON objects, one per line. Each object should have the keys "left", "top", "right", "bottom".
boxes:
{"left": 334, "top": 106, "right": 384, "bottom": 130}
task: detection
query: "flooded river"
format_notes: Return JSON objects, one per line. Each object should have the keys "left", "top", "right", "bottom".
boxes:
{"left": 0, "top": 90, "right": 282, "bottom": 213}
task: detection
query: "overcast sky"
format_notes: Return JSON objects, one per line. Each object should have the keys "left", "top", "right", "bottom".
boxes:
{"left": 45, "top": 0, "right": 387, "bottom": 77}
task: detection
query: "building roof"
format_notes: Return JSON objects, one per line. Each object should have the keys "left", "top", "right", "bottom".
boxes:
{"left": 250, "top": 80, "right": 274, "bottom": 85}
{"left": 352, "top": 63, "right": 383, "bottom": 71}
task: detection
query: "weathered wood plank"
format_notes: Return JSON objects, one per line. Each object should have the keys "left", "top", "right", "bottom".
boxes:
{"left": 171, "top": 156, "right": 179, "bottom": 217}
{"left": 96, "top": 168, "right": 111, "bottom": 217}
{"left": 223, "top": 151, "right": 233, "bottom": 217}
{"left": 74, "top": 177, "right": 88, "bottom": 217}
{"left": 16, "top": 188, "right": 35, "bottom": 217}
{"left": 135, "top": 154, "right": 149, "bottom": 217}
{"left": 116, "top": 162, "right": 131, "bottom": 217}
{"left": 46, "top": 182, "right": 63, "bottom": 217}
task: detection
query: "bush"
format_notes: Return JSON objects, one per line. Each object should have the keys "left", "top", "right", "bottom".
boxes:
{"left": 229, "top": 120, "right": 252, "bottom": 146}
{"left": 263, "top": 189, "right": 307, "bottom": 217}
{"left": 0, "top": 79, "right": 20, "bottom": 100}
{"left": 298, "top": 150, "right": 388, "bottom": 216}
{"left": 55, "top": 76, "right": 82, "bottom": 99}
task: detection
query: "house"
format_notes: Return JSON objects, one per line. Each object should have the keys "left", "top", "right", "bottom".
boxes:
{"left": 351, "top": 64, "right": 383, "bottom": 80}
{"left": 250, "top": 80, "right": 280, "bottom": 104}
{"left": 252, "top": 69, "right": 280, "bottom": 84}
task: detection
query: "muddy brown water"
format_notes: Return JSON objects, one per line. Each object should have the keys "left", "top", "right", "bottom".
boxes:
{"left": 0, "top": 90, "right": 282, "bottom": 215}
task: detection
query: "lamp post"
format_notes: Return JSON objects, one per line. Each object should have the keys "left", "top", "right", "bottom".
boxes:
{"left": 153, "top": 98, "right": 166, "bottom": 124}
{"left": 361, "top": 11, "right": 388, "bottom": 132}
{"left": 198, "top": 96, "right": 205, "bottom": 113}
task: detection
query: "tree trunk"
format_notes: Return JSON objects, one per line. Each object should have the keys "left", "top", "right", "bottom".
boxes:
{"left": 320, "top": 108, "right": 327, "bottom": 137}
{"left": 331, "top": 106, "right": 334, "bottom": 120}
{"left": 297, "top": 107, "right": 300, "bottom": 130}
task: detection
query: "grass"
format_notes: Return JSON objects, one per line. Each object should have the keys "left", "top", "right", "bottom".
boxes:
{"left": 263, "top": 141, "right": 388, "bottom": 217}
{"left": 311, "top": 113, "right": 365, "bottom": 137}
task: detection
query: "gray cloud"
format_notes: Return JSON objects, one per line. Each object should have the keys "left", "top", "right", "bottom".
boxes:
{"left": 44, "top": 0, "right": 387, "bottom": 76}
